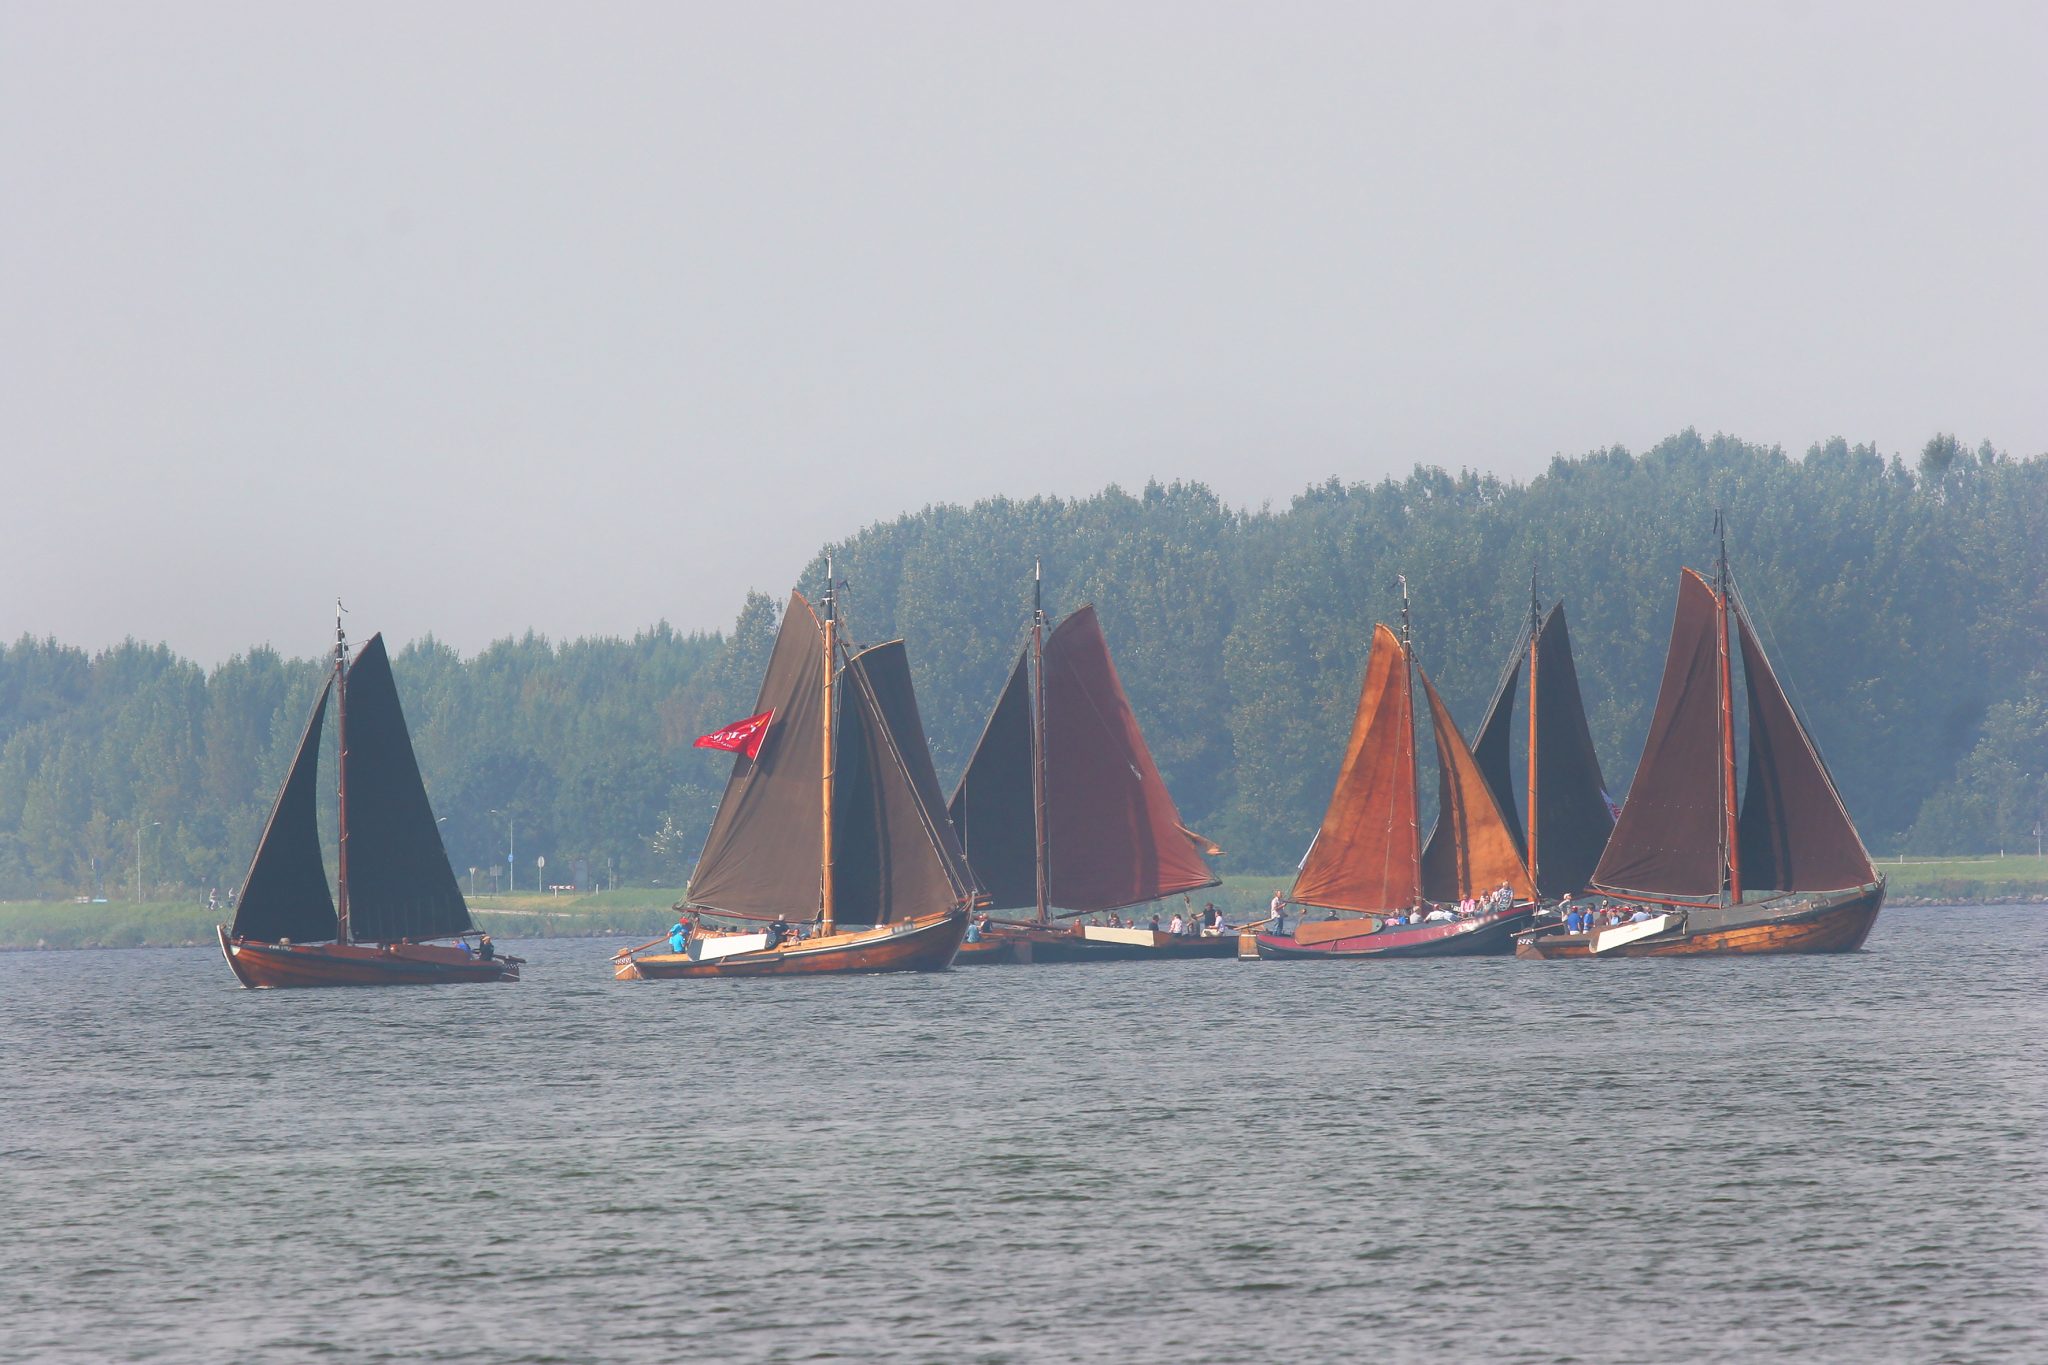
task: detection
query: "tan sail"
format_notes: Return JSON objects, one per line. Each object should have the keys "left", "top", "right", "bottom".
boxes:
{"left": 1418, "top": 668, "right": 1536, "bottom": 903}
{"left": 1292, "top": 623, "right": 1420, "bottom": 913}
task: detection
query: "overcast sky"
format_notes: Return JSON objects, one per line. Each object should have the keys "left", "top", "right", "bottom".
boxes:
{"left": 4, "top": 2, "right": 2043, "bottom": 664}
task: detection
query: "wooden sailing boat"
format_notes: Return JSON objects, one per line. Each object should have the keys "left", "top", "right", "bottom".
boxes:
{"left": 1421, "top": 575, "right": 1615, "bottom": 900}
{"left": 1516, "top": 517, "right": 1885, "bottom": 959}
{"left": 613, "top": 571, "right": 977, "bottom": 978}
{"left": 947, "top": 562, "right": 1226, "bottom": 964}
{"left": 1256, "top": 584, "right": 1538, "bottom": 960}
{"left": 218, "top": 609, "right": 518, "bottom": 987}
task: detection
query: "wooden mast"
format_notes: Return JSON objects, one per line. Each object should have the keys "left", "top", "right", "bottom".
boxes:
{"left": 1030, "top": 558, "right": 1050, "bottom": 924}
{"left": 1399, "top": 574, "right": 1422, "bottom": 906}
{"left": 1526, "top": 568, "right": 1540, "bottom": 890}
{"left": 820, "top": 558, "right": 838, "bottom": 935}
{"left": 333, "top": 600, "right": 351, "bottom": 945}
{"left": 1715, "top": 513, "right": 1742, "bottom": 904}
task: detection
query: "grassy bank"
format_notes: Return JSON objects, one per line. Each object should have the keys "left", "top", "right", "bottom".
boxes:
{"left": 0, "top": 889, "right": 685, "bottom": 951}
{"left": 1866, "top": 854, "right": 2048, "bottom": 905}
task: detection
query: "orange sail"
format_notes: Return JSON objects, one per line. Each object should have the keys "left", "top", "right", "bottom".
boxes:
{"left": 1418, "top": 668, "right": 1537, "bottom": 903}
{"left": 1291, "top": 624, "right": 1420, "bottom": 913}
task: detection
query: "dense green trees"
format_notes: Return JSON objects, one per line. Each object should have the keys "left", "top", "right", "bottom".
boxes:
{"left": 0, "top": 432, "right": 2040, "bottom": 900}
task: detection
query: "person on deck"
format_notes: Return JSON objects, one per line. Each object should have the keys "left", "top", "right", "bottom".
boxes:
{"left": 1149, "top": 913, "right": 1162, "bottom": 932}
{"left": 668, "top": 921, "right": 689, "bottom": 954}
{"left": 1168, "top": 912, "right": 1184, "bottom": 936}
{"left": 478, "top": 933, "right": 496, "bottom": 961}
{"left": 1270, "top": 899, "right": 1289, "bottom": 936}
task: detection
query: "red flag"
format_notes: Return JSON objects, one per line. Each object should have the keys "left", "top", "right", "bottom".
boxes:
{"left": 694, "top": 710, "right": 774, "bottom": 759}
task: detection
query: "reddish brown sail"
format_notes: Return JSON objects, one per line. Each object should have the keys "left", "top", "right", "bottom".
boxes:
{"left": 1733, "top": 597, "right": 1877, "bottom": 892}
{"left": 1591, "top": 570, "right": 1725, "bottom": 896}
{"left": 1292, "top": 624, "right": 1420, "bottom": 913}
{"left": 1419, "top": 669, "right": 1537, "bottom": 903}
{"left": 1040, "top": 605, "right": 1217, "bottom": 911}
{"left": 684, "top": 593, "right": 828, "bottom": 920}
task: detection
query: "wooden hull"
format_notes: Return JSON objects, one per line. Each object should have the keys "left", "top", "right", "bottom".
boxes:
{"left": 953, "top": 920, "right": 1241, "bottom": 965}
{"left": 1254, "top": 906, "right": 1534, "bottom": 960}
{"left": 615, "top": 908, "right": 967, "bottom": 979}
{"left": 1513, "top": 883, "right": 1885, "bottom": 959}
{"left": 218, "top": 926, "right": 520, "bottom": 987}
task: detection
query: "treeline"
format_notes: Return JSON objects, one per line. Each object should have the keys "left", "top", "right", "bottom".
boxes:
{"left": 1, "top": 431, "right": 2042, "bottom": 900}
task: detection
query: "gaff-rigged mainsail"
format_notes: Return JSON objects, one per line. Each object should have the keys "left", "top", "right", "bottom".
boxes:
{"left": 230, "top": 678, "right": 338, "bottom": 944}
{"left": 685, "top": 593, "right": 829, "bottom": 921}
{"left": 1592, "top": 569, "right": 1875, "bottom": 900}
{"left": 949, "top": 603, "right": 1217, "bottom": 915}
{"left": 339, "top": 635, "right": 475, "bottom": 944}
{"left": 1291, "top": 624, "right": 1420, "bottom": 914}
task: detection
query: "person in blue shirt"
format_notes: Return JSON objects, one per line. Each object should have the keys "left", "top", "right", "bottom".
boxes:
{"left": 668, "top": 920, "right": 689, "bottom": 954}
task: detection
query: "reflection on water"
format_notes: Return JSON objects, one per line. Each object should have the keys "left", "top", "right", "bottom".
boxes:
{"left": 1, "top": 906, "right": 2042, "bottom": 1363}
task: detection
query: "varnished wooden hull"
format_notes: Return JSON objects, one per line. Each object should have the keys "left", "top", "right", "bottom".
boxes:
{"left": 218, "top": 926, "right": 520, "bottom": 987}
{"left": 1253, "top": 906, "right": 1534, "bottom": 960}
{"left": 953, "top": 921, "right": 1241, "bottom": 965}
{"left": 616, "top": 908, "right": 968, "bottom": 978}
{"left": 1513, "top": 883, "right": 1885, "bottom": 959}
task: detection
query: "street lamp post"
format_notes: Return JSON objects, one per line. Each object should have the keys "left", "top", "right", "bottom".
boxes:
{"left": 491, "top": 809, "right": 514, "bottom": 894}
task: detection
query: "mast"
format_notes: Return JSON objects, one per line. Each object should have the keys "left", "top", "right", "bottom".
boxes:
{"left": 333, "top": 599, "right": 351, "bottom": 945}
{"left": 1526, "top": 567, "right": 1540, "bottom": 890}
{"left": 1399, "top": 574, "right": 1421, "bottom": 903}
{"left": 1715, "top": 512, "right": 1742, "bottom": 904}
{"left": 821, "top": 558, "right": 838, "bottom": 935}
{"left": 1030, "top": 558, "right": 1049, "bottom": 924}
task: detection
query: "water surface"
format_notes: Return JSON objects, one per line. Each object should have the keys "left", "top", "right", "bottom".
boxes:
{"left": 2, "top": 906, "right": 2042, "bottom": 1362}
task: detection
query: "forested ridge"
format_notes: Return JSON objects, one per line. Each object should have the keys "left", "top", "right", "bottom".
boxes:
{"left": 3, "top": 431, "right": 2042, "bottom": 901}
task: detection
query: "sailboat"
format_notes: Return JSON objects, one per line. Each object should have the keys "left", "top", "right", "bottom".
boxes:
{"left": 1422, "top": 576, "right": 1615, "bottom": 900}
{"left": 613, "top": 573, "right": 977, "bottom": 978}
{"left": 218, "top": 610, "right": 518, "bottom": 987}
{"left": 947, "top": 563, "right": 1226, "bottom": 964}
{"left": 1516, "top": 518, "right": 1884, "bottom": 958}
{"left": 1255, "top": 585, "right": 1538, "bottom": 960}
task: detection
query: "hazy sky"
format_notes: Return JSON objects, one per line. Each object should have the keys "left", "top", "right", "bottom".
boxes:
{"left": 5, "top": 3, "right": 2044, "bottom": 664}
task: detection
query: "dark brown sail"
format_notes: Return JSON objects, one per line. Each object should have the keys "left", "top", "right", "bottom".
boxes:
{"left": 339, "top": 635, "right": 474, "bottom": 944}
{"left": 946, "top": 648, "right": 1036, "bottom": 910}
{"left": 1419, "top": 669, "right": 1537, "bottom": 903}
{"left": 230, "top": 677, "right": 338, "bottom": 944}
{"left": 833, "top": 640, "right": 978, "bottom": 925}
{"left": 1041, "top": 605, "right": 1218, "bottom": 912}
{"left": 1530, "top": 603, "right": 1615, "bottom": 897}
{"left": 1293, "top": 624, "right": 1420, "bottom": 913}
{"left": 686, "top": 593, "right": 827, "bottom": 920}
{"left": 1734, "top": 598, "right": 1877, "bottom": 891}
{"left": 1592, "top": 570, "right": 1725, "bottom": 896}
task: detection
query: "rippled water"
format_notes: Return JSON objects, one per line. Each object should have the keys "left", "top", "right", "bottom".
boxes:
{"left": 1, "top": 905, "right": 2042, "bottom": 1363}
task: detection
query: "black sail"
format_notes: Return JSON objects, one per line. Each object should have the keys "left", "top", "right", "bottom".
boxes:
{"left": 339, "top": 635, "right": 474, "bottom": 943}
{"left": 1460, "top": 624, "right": 1530, "bottom": 860}
{"left": 686, "top": 593, "right": 827, "bottom": 920}
{"left": 1530, "top": 603, "right": 1615, "bottom": 897}
{"left": 1734, "top": 598, "right": 1877, "bottom": 891}
{"left": 230, "top": 677, "right": 338, "bottom": 943}
{"left": 833, "top": 640, "right": 977, "bottom": 925}
{"left": 946, "top": 649, "right": 1037, "bottom": 911}
{"left": 1592, "top": 570, "right": 1726, "bottom": 896}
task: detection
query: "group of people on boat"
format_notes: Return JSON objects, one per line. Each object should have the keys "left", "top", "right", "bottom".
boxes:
{"left": 1552, "top": 896, "right": 1657, "bottom": 934}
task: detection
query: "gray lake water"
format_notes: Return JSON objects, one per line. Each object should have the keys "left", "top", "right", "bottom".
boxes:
{"left": 1, "top": 905, "right": 2042, "bottom": 1363}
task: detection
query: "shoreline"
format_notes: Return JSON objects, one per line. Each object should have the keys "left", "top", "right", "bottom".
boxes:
{"left": 0, "top": 895, "right": 2038, "bottom": 952}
